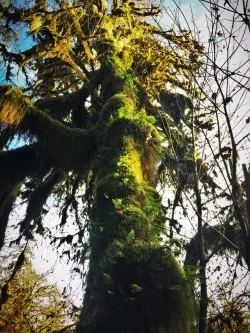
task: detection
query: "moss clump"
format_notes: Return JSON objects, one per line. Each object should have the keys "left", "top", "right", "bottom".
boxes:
{"left": 78, "top": 243, "right": 194, "bottom": 333}
{"left": 117, "top": 142, "right": 143, "bottom": 184}
{"left": 97, "top": 93, "right": 135, "bottom": 124}
{"left": 0, "top": 88, "right": 30, "bottom": 127}
{"left": 105, "top": 54, "right": 138, "bottom": 97}
{"left": 23, "top": 108, "right": 95, "bottom": 173}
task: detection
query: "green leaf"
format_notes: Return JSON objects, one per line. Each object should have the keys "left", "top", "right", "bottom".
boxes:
{"left": 131, "top": 283, "right": 143, "bottom": 293}
{"left": 114, "top": 240, "right": 124, "bottom": 248}
{"left": 146, "top": 115, "right": 156, "bottom": 124}
{"left": 103, "top": 273, "right": 112, "bottom": 282}
{"left": 112, "top": 198, "right": 122, "bottom": 208}
{"left": 107, "top": 290, "right": 115, "bottom": 294}
{"left": 127, "top": 229, "right": 135, "bottom": 242}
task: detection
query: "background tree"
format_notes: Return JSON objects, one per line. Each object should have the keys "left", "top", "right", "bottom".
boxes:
{"left": 208, "top": 282, "right": 250, "bottom": 333}
{"left": 166, "top": 0, "right": 250, "bottom": 331}
{"left": 0, "top": 248, "right": 77, "bottom": 333}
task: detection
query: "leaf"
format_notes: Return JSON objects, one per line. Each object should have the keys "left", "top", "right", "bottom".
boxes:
{"left": 62, "top": 250, "right": 70, "bottom": 259}
{"left": 107, "top": 290, "right": 115, "bottom": 294}
{"left": 127, "top": 229, "right": 135, "bottom": 242}
{"left": 193, "top": 150, "right": 198, "bottom": 161}
{"left": 73, "top": 267, "right": 81, "bottom": 274}
{"left": 131, "top": 283, "right": 143, "bottom": 293}
{"left": 114, "top": 240, "right": 124, "bottom": 248}
{"left": 146, "top": 115, "right": 156, "bottom": 124}
{"left": 66, "top": 235, "right": 73, "bottom": 244}
{"left": 112, "top": 198, "right": 122, "bottom": 208}
{"left": 103, "top": 273, "right": 112, "bottom": 282}
{"left": 224, "top": 96, "right": 233, "bottom": 104}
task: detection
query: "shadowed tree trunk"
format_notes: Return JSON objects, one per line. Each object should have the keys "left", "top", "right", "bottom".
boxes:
{"left": 75, "top": 54, "right": 194, "bottom": 333}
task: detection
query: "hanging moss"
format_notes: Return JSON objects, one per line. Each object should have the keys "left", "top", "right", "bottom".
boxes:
{"left": 20, "top": 170, "right": 63, "bottom": 234}
{"left": 0, "top": 87, "right": 30, "bottom": 128}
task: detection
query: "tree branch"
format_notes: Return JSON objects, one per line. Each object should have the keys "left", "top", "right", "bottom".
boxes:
{"left": 34, "top": 87, "right": 90, "bottom": 121}
{"left": 0, "top": 143, "right": 47, "bottom": 184}
{"left": 23, "top": 108, "right": 96, "bottom": 173}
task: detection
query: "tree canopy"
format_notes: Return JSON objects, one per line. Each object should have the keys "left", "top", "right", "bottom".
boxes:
{"left": 0, "top": 0, "right": 250, "bottom": 332}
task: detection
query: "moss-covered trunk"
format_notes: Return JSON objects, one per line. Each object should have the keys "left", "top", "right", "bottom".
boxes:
{"left": 75, "top": 53, "right": 193, "bottom": 333}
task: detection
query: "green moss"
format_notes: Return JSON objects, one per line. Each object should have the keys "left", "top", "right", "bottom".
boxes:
{"left": 117, "top": 140, "right": 143, "bottom": 184}
{"left": 107, "top": 54, "right": 128, "bottom": 73}
{"left": 106, "top": 54, "right": 137, "bottom": 94}
{"left": 121, "top": 46, "right": 133, "bottom": 68}
{"left": 80, "top": 243, "right": 194, "bottom": 333}
{"left": 98, "top": 93, "right": 135, "bottom": 124}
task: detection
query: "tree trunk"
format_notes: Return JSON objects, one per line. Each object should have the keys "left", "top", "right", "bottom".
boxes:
{"left": 75, "top": 54, "right": 194, "bottom": 333}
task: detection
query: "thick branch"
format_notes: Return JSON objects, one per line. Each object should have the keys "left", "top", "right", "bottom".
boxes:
{"left": 0, "top": 42, "right": 38, "bottom": 64}
{"left": 34, "top": 86, "right": 90, "bottom": 121}
{"left": 0, "top": 143, "right": 46, "bottom": 185}
{"left": 184, "top": 224, "right": 242, "bottom": 267}
{"left": 0, "top": 144, "right": 49, "bottom": 249}
{"left": 23, "top": 109, "right": 96, "bottom": 173}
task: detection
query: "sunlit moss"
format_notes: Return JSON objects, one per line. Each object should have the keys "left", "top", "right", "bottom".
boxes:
{"left": 0, "top": 88, "right": 30, "bottom": 127}
{"left": 117, "top": 139, "right": 143, "bottom": 184}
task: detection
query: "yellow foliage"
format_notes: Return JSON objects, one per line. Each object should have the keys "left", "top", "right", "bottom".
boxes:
{"left": 0, "top": 89, "right": 29, "bottom": 127}
{"left": 193, "top": 150, "right": 198, "bottom": 161}
{"left": 0, "top": 256, "right": 76, "bottom": 333}
{"left": 30, "top": 15, "right": 44, "bottom": 33}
